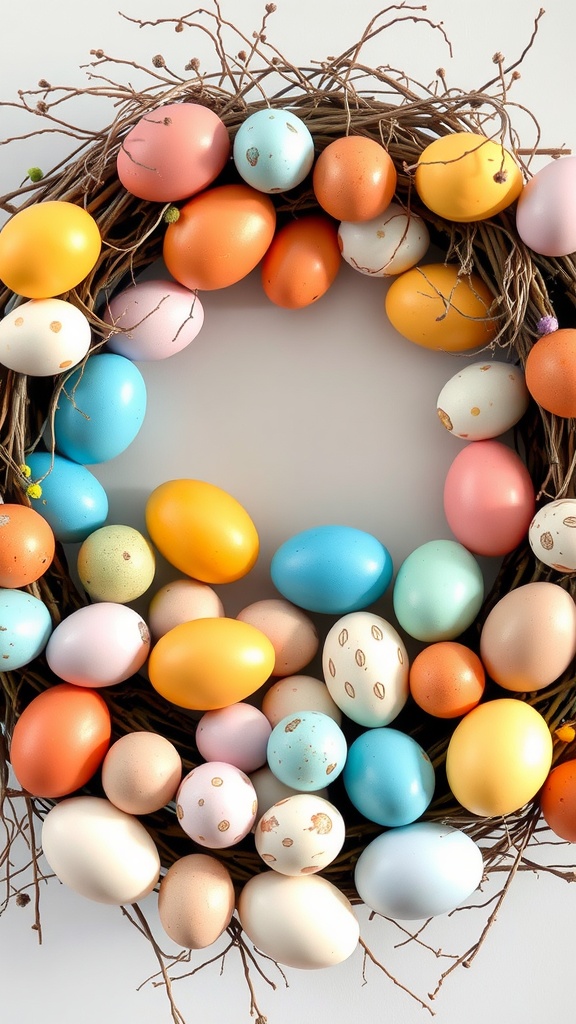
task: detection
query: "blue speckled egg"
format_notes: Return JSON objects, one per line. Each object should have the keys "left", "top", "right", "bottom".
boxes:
{"left": 233, "top": 108, "right": 315, "bottom": 194}
{"left": 53, "top": 353, "right": 147, "bottom": 465}
{"left": 270, "top": 524, "right": 393, "bottom": 614}
{"left": 25, "top": 452, "right": 109, "bottom": 543}
{"left": 267, "top": 710, "right": 347, "bottom": 791}
{"left": 343, "top": 727, "right": 435, "bottom": 827}
{"left": 0, "top": 588, "right": 52, "bottom": 668}
{"left": 392, "top": 538, "right": 484, "bottom": 642}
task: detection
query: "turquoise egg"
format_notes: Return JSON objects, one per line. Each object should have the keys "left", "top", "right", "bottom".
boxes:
{"left": 267, "top": 710, "right": 347, "bottom": 791}
{"left": 343, "top": 727, "right": 435, "bottom": 827}
{"left": 270, "top": 524, "right": 393, "bottom": 614}
{"left": 233, "top": 108, "right": 315, "bottom": 193}
{"left": 53, "top": 353, "right": 147, "bottom": 464}
{"left": 393, "top": 538, "right": 484, "bottom": 641}
{"left": 0, "top": 588, "right": 52, "bottom": 668}
{"left": 25, "top": 452, "right": 108, "bottom": 543}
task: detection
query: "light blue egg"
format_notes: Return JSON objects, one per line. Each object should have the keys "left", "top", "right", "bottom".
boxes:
{"left": 52, "top": 353, "right": 146, "bottom": 465}
{"left": 270, "top": 524, "right": 393, "bottom": 614}
{"left": 343, "top": 727, "right": 435, "bottom": 827}
{"left": 393, "top": 538, "right": 484, "bottom": 642}
{"left": 233, "top": 108, "right": 315, "bottom": 193}
{"left": 267, "top": 710, "right": 347, "bottom": 791}
{"left": 25, "top": 452, "right": 108, "bottom": 543}
{"left": 0, "top": 588, "right": 52, "bottom": 668}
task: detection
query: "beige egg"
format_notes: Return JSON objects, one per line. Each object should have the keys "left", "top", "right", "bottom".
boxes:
{"left": 148, "top": 577, "right": 225, "bottom": 641}
{"left": 261, "top": 674, "right": 342, "bottom": 727}
{"left": 158, "top": 853, "right": 235, "bottom": 949}
{"left": 77, "top": 524, "right": 155, "bottom": 603}
{"left": 236, "top": 599, "right": 319, "bottom": 676}
{"left": 101, "top": 731, "right": 182, "bottom": 814}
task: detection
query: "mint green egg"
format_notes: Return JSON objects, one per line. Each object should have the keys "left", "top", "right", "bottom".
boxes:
{"left": 392, "top": 539, "right": 484, "bottom": 642}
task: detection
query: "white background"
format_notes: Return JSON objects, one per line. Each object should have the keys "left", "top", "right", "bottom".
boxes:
{"left": 1, "top": 2, "right": 575, "bottom": 1023}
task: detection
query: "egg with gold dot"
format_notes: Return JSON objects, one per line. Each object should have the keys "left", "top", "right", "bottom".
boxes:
{"left": 0, "top": 297, "right": 91, "bottom": 376}
{"left": 436, "top": 360, "right": 530, "bottom": 440}
{"left": 175, "top": 761, "right": 258, "bottom": 849}
{"left": 77, "top": 524, "right": 156, "bottom": 604}
{"left": 255, "top": 793, "right": 345, "bottom": 875}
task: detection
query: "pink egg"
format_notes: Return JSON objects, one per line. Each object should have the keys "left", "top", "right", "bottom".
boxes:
{"left": 176, "top": 761, "right": 258, "bottom": 849}
{"left": 103, "top": 279, "right": 204, "bottom": 361}
{"left": 196, "top": 703, "right": 272, "bottom": 773}
{"left": 116, "top": 102, "right": 230, "bottom": 202}
{"left": 516, "top": 156, "right": 576, "bottom": 257}
{"left": 148, "top": 577, "right": 225, "bottom": 641}
{"left": 262, "top": 675, "right": 342, "bottom": 727}
{"left": 45, "top": 603, "right": 150, "bottom": 687}
{"left": 443, "top": 440, "right": 535, "bottom": 556}
{"left": 236, "top": 598, "right": 319, "bottom": 676}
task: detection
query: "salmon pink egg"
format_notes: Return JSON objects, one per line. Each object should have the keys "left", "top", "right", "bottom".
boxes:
{"left": 0, "top": 503, "right": 55, "bottom": 588}
{"left": 261, "top": 216, "right": 341, "bottom": 308}
{"left": 313, "top": 136, "right": 397, "bottom": 222}
{"left": 236, "top": 598, "right": 319, "bottom": 676}
{"left": 409, "top": 642, "right": 485, "bottom": 718}
{"left": 148, "top": 578, "right": 224, "bottom": 641}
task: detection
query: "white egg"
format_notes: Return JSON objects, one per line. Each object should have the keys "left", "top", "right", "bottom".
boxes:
{"left": 322, "top": 611, "right": 409, "bottom": 727}
{"left": 528, "top": 498, "right": 576, "bottom": 572}
{"left": 338, "top": 202, "right": 430, "bottom": 277}
{"left": 254, "top": 793, "right": 345, "bottom": 875}
{"left": 0, "top": 298, "right": 91, "bottom": 375}
{"left": 436, "top": 360, "right": 529, "bottom": 441}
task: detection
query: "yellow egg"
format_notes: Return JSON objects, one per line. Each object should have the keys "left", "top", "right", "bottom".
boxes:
{"left": 145, "top": 479, "right": 259, "bottom": 584}
{"left": 445, "top": 698, "right": 553, "bottom": 817}
{"left": 77, "top": 525, "right": 156, "bottom": 603}
{"left": 148, "top": 616, "right": 275, "bottom": 709}
{"left": 385, "top": 263, "right": 497, "bottom": 351}
{"left": 415, "top": 132, "right": 523, "bottom": 222}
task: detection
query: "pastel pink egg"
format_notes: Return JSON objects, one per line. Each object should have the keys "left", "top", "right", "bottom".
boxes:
{"left": 196, "top": 703, "right": 272, "bottom": 773}
{"left": 176, "top": 761, "right": 258, "bottom": 849}
{"left": 103, "top": 279, "right": 204, "bottom": 361}
{"left": 148, "top": 578, "right": 225, "bottom": 641}
{"left": 236, "top": 598, "right": 319, "bottom": 676}
{"left": 45, "top": 603, "right": 150, "bottom": 687}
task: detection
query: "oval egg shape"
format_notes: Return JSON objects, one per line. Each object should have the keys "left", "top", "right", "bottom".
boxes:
{"left": 0, "top": 588, "right": 53, "bottom": 669}
{"left": 261, "top": 215, "right": 341, "bottom": 309}
{"left": 25, "top": 452, "right": 109, "bottom": 543}
{"left": 437, "top": 359, "right": 530, "bottom": 440}
{"left": 270, "top": 524, "right": 393, "bottom": 614}
{"left": 0, "top": 503, "right": 55, "bottom": 588}
{"left": 393, "top": 539, "right": 484, "bottom": 642}
{"left": 338, "top": 201, "right": 430, "bottom": 277}
{"left": 148, "top": 616, "right": 275, "bottom": 710}
{"left": 101, "top": 731, "right": 182, "bottom": 815}
{"left": 77, "top": 524, "right": 156, "bottom": 604}
{"left": 103, "top": 278, "right": 204, "bottom": 361}
{"left": 255, "top": 793, "right": 345, "bottom": 875}
{"left": 524, "top": 327, "right": 576, "bottom": 418}
{"left": 528, "top": 498, "right": 576, "bottom": 572}
{"left": 46, "top": 602, "right": 151, "bottom": 687}
{"left": 266, "top": 710, "right": 348, "bottom": 791}
{"left": 0, "top": 297, "right": 91, "bottom": 376}
{"left": 233, "top": 108, "right": 315, "bottom": 193}
{"left": 516, "top": 155, "right": 576, "bottom": 256}
{"left": 158, "top": 853, "right": 236, "bottom": 949}
{"left": 312, "top": 136, "right": 397, "bottom": 222}
{"left": 343, "top": 727, "right": 435, "bottom": 827}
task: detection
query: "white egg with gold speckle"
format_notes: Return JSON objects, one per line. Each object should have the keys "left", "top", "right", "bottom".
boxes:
{"left": 0, "top": 297, "right": 91, "bottom": 376}
{"left": 436, "top": 360, "right": 529, "bottom": 441}
{"left": 529, "top": 498, "right": 576, "bottom": 572}
{"left": 255, "top": 793, "right": 345, "bottom": 875}
{"left": 176, "top": 761, "right": 258, "bottom": 849}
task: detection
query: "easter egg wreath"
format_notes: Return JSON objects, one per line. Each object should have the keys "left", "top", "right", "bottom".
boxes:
{"left": 2, "top": 4, "right": 576, "bottom": 1020}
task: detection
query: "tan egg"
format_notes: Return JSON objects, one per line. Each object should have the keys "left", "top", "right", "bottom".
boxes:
{"left": 77, "top": 524, "right": 155, "bottom": 604}
{"left": 158, "top": 853, "right": 235, "bottom": 949}
{"left": 236, "top": 599, "right": 319, "bottom": 676}
{"left": 148, "top": 577, "right": 225, "bottom": 641}
{"left": 249, "top": 765, "right": 329, "bottom": 827}
{"left": 262, "top": 674, "right": 342, "bottom": 727}
{"left": 101, "top": 731, "right": 182, "bottom": 815}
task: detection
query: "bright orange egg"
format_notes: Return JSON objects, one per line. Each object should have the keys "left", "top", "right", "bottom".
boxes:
{"left": 163, "top": 184, "right": 276, "bottom": 290}
{"left": 409, "top": 641, "right": 485, "bottom": 718}
{"left": 0, "top": 503, "right": 55, "bottom": 588}
{"left": 312, "top": 136, "right": 397, "bottom": 222}
{"left": 261, "top": 215, "right": 341, "bottom": 308}
{"left": 540, "top": 760, "right": 576, "bottom": 841}
{"left": 525, "top": 328, "right": 576, "bottom": 417}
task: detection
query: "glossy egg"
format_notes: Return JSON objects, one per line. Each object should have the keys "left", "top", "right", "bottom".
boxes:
{"left": 103, "top": 278, "right": 204, "bottom": 361}
{"left": 415, "top": 131, "right": 522, "bottom": 222}
{"left": 77, "top": 524, "right": 156, "bottom": 603}
{"left": 0, "top": 503, "right": 55, "bottom": 588}
{"left": 528, "top": 498, "right": 576, "bottom": 572}
{"left": 322, "top": 611, "right": 409, "bottom": 728}
{"left": 145, "top": 478, "right": 259, "bottom": 584}
{"left": 255, "top": 793, "right": 345, "bottom": 874}
{"left": 525, "top": 328, "right": 576, "bottom": 417}
{"left": 116, "top": 102, "right": 230, "bottom": 202}
{"left": 261, "top": 215, "right": 341, "bottom": 308}
{"left": 338, "top": 202, "right": 430, "bottom": 276}
{"left": 446, "top": 698, "right": 553, "bottom": 816}
{"left": 163, "top": 183, "right": 276, "bottom": 291}
{"left": 270, "top": 524, "right": 393, "bottom": 614}
{"left": 148, "top": 616, "right": 275, "bottom": 710}
{"left": 516, "top": 156, "right": 576, "bottom": 256}
{"left": 9, "top": 683, "right": 111, "bottom": 797}
{"left": 0, "top": 297, "right": 91, "bottom": 376}
{"left": 343, "top": 727, "right": 435, "bottom": 826}
{"left": 313, "top": 136, "right": 397, "bottom": 222}
{"left": 540, "top": 760, "right": 576, "bottom": 841}
{"left": 53, "top": 353, "right": 147, "bottom": 464}
{"left": 101, "top": 731, "right": 182, "bottom": 814}
{"left": 0, "top": 588, "right": 52, "bottom": 669}
{"left": 437, "top": 360, "right": 530, "bottom": 440}
{"left": 148, "top": 577, "right": 225, "bottom": 641}
{"left": 236, "top": 598, "right": 319, "bottom": 676}
{"left": 46, "top": 602, "right": 151, "bottom": 687}
{"left": 176, "top": 761, "right": 258, "bottom": 848}
{"left": 41, "top": 796, "right": 161, "bottom": 904}
{"left": 158, "top": 854, "right": 236, "bottom": 949}
{"left": 479, "top": 581, "right": 576, "bottom": 693}
{"left": 0, "top": 201, "right": 101, "bottom": 298}
{"left": 267, "top": 711, "right": 347, "bottom": 791}
{"left": 409, "top": 641, "right": 485, "bottom": 718}
{"left": 393, "top": 539, "right": 484, "bottom": 642}
{"left": 354, "top": 822, "right": 484, "bottom": 920}
{"left": 196, "top": 702, "right": 272, "bottom": 773}
{"left": 443, "top": 440, "right": 535, "bottom": 556}
{"left": 24, "top": 451, "right": 108, "bottom": 543}
{"left": 233, "top": 108, "right": 315, "bottom": 193}
{"left": 261, "top": 675, "right": 342, "bottom": 727}
{"left": 385, "top": 263, "right": 497, "bottom": 351}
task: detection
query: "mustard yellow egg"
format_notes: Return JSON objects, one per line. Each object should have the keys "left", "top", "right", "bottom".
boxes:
{"left": 415, "top": 131, "right": 523, "bottom": 222}
{"left": 145, "top": 479, "right": 259, "bottom": 584}
{"left": 148, "top": 617, "right": 276, "bottom": 710}
{"left": 385, "top": 263, "right": 497, "bottom": 351}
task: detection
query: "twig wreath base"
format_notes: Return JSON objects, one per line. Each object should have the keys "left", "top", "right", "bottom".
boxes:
{"left": 2, "top": 4, "right": 576, "bottom": 1020}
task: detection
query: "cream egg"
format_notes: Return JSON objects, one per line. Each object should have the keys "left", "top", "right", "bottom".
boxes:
{"left": 101, "top": 731, "right": 182, "bottom": 814}
{"left": 148, "top": 577, "right": 225, "bottom": 641}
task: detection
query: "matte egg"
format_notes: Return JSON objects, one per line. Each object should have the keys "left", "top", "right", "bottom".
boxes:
{"left": 77, "top": 524, "right": 156, "bottom": 603}
{"left": 46, "top": 602, "right": 151, "bottom": 687}
{"left": 436, "top": 360, "right": 530, "bottom": 440}
{"left": 540, "top": 760, "right": 576, "bottom": 842}
{"left": 516, "top": 155, "right": 576, "bottom": 256}
{"left": 233, "top": 108, "right": 315, "bottom": 193}
{"left": 158, "top": 854, "right": 236, "bottom": 949}
{"left": 313, "top": 136, "right": 397, "bottom": 222}
{"left": 409, "top": 641, "right": 485, "bottom": 718}
{"left": 103, "top": 278, "right": 205, "bottom": 361}
{"left": 343, "top": 727, "right": 435, "bottom": 827}
{"left": 0, "top": 503, "right": 55, "bottom": 588}
{"left": 255, "top": 793, "right": 345, "bottom": 875}
{"left": 148, "top": 578, "right": 225, "bottom": 641}
{"left": 338, "top": 202, "right": 430, "bottom": 276}
{"left": 195, "top": 702, "right": 272, "bottom": 773}
{"left": 261, "top": 675, "right": 342, "bottom": 727}
{"left": 236, "top": 598, "right": 319, "bottom": 676}
{"left": 528, "top": 498, "right": 576, "bottom": 572}
{"left": 0, "top": 297, "right": 91, "bottom": 375}
{"left": 25, "top": 451, "right": 108, "bottom": 543}
{"left": 249, "top": 766, "right": 322, "bottom": 817}
{"left": 525, "top": 327, "right": 576, "bottom": 418}
{"left": 393, "top": 539, "right": 484, "bottom": 642}
{"left": 0, "top": 588, "right": 53, "bottom": 669}
{"left": 101, "top": 731, "right": 182, "bottom": 814}
{"left": 261, "top": 215, "right": 341, "bottom": 309}
{"left": 266, "top": 711, "right": 347, "bottom": 791}
{"left": 176, "top": 761, "right": 258, "bottom": 848}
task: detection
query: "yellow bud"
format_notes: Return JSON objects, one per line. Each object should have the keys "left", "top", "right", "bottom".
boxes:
{"left": 555, "top": 724, "right": 576, "bottom": 743}
{"left": 26, "top": 483, "right": 43, "bottom": 499}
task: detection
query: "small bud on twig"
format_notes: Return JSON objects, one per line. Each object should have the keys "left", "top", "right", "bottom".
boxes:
{"left": 152, "top": 54, "right": 166, "bottom": 68}
{"left": 27, "top": 167, "right": 44, "bottom": 182}
{"left": 163, "top": 205, "right": 180, "bottom": 224}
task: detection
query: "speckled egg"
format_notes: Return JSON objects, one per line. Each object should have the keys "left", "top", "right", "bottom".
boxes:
{"left": 528, "top": 499, "right": 576, "bottom": 572}
{"left": 233, "top": 108, "right": 315, "bottom": 193}
{"left": 338, "top": 202, "right": 430, "bottom": 276}
{"left": 255, "top": 793, "right": 345, "bottom": 875}
{"left": 0, "top": 297, "right": 91, "bottom": 376}
{"left": 176, "top": 761, "right": 258, "bottom": 848}
{"left": 437, "top": 360, "right": 530, "bottom": 440}
{"left": 77, "top": 525, "right": 156, "bottom": 604}
{"left": 267, "top": 711, "right": 347, "bottom": 791}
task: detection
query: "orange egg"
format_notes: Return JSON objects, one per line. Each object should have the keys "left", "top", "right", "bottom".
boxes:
{"left": 261, "top": 215, "right": 341, "bottom": 308}
{"left": 312, "top": 136, "right": 397, "bottom": 222}
{"left": 163, "top": 184, "right": 276, "bottom": 290}
{"left": 385, "top": 263, "right": 497, "bottom": 351}
{"left": 525, "top": 328, "right": 576, "bottom": 417}
{"left": 0, "top": 503, "right": 55, "bottom": 588}
{"left": 540, "top": 760, "right": 576, "bottom": 841}
{"left": 9, "top": 683, "right": 111, "bottom": 798}
{"left": 409, "top": 641, "right": 485, "bottom": 718}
